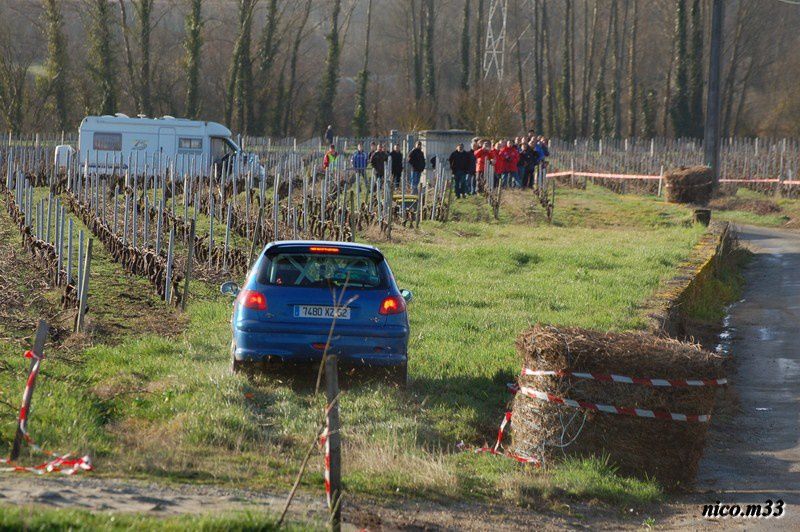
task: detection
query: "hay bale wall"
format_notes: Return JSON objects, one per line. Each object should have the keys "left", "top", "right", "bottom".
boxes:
{"left": 511, "top": 325, "right": 724, "bottom": 488}
{"left": 664, "top": 166, "right": 714, "bottom": 205}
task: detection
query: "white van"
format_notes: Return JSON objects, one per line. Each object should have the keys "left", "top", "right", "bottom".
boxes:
{"left": 57, "top": 114, "right": 262, "bottom": 177}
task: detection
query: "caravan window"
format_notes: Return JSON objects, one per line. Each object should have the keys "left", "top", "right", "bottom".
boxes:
{"left": 179, "top": 137, "right": 203, "bottom": 151}
{"left": 211, "top": 137, "right": 236, "bottom": 161}
{"left": 93, "top": 132, "right": 122, "bottom": 151}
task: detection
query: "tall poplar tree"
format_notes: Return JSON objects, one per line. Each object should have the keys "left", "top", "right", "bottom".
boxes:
{"left": 316, "top": 0, "right": 342, "bottom": 133}
{"left": 688, "top": 0, "right": 704, "bottom": 138}
{"left": 670, "top": 0, "right": 691, "bottom": 138}
{"left": 184, "top": 0, "right": 203, "bottom": 119}
{"left": 352, "top": 0, "right": 373, "bottom": 137}
{"left": 88, "top": 0, "right": 117, "bottom": 115}
{"left": 134, "top": 0, "right": 154, "bottom": 117}
{"left": 459, "top": 0, "right": 470, "bottom": 91}
{"left": 42, "top": 0, "right": 70, "bottom": 131}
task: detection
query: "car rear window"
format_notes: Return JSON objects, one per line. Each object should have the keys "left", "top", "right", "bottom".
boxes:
{"left": 257, "top": 253, "right": 386, "bottom": 289}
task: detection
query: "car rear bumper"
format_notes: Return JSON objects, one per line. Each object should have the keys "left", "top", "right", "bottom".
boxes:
{"left": 233, "top": 325, "right": 409, "bottom": 367}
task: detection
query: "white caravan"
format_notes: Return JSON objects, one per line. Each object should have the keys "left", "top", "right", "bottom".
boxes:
{"left": 57, "top": 114, "right": 262, "bottom": 176}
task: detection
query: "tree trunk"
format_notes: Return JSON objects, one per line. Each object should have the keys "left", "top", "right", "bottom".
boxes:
{"left": 722, "top": 1, "right": 747, "bottom": 137}
{"left": 90, "top": 0, "right": 117, "bottom": 115}
{"left": 283, "top": 0, "right": 312, "bottom": 136}
{"left": 516, "top": 26, "right": 527, "bottom": 131}
{"left": 422, "top": 0, "right": 436, "bottom": 105}
{"left": 254, "top": 0, "right": 279, "bottom": 135}
{"left": 627, "top": 0, "right": 638, "bottom": 137}
{"left": 184, "top": 0, "right": 203, "bottom": 119}
{"left": 670, "top": 0, "right": 690, "bottom": 138}
{"left": 533, "top": 0, "right": 543, "bottom": 132}
{"left": 316, "top": 0, "right": 342, "bottom": 134}
{"left": 43, "top": 0, "right": 71, "bottom": 131}
{"left": 580, "top": 0, "right": 597, "bottom": 137}
{"left": 410, "top": 0, "right": 423, "bottom": 102}
{"left": 610, "top": 0, "right": 625, "bottom": 138}
{"left": 559, "top": 0, "right": 574, "bottom": 139}
{"left": 134, "top": 0, "right": 153, "bottom": 116}
{"left": 688, "top": 0, "right": 704, "bottom": 138}
{"left": 117, "top": 0, "right": 139, "bottom": 112}
{"left": 352, "top": 0, "right": 373, "bottom": 137}
{"left": 473, "top": 0, "right": 484, "bottom": 88}
{"left": 542, "top": 1, "right": 555, "bottom": 136}
{"left": 460, "top": 0, "right": 470, "bottom": 91}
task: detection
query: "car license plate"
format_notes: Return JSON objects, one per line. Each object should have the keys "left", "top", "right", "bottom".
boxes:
{"left": 294, "top": 305, "right": 351, "bottom": 319}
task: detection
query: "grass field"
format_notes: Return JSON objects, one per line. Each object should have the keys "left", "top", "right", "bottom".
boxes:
{"left": 0, "top": 505, "right": 311, "bottom": 531}
{"left": 710, "top": 187, "right": 800, "bottom": 228}
{"left": 0, "top": 185, "right": 704, "bottom": 519}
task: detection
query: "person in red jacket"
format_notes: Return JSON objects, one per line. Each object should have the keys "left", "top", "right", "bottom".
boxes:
{"left": 491, "top": 141, "right": 504, "bottom": 189}
{"left": 499, "top": 140, "right": 520, "bottom": 188}
{"left": 473, "top": 139, "right": 494, "bottom": 193}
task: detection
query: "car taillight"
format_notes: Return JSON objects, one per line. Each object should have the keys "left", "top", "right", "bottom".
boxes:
{"left": 379, "top": 295, "right": 406, "bottom": 315}
{"left": 239, "top": 289, "right": 267, "bottom": 311}
{"left": 309, "top": 246, "right": 340, "bottom": 254}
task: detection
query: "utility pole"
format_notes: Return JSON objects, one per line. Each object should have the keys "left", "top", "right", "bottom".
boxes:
{"left": 704, "top": 0, "right": 724, "bottom": 184}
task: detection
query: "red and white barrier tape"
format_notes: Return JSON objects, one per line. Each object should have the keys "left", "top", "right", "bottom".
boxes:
{"left": 319, "top": 425, "right": 331, "bottom": 507}
{"left": 521, "top": 368, "right": 727, "bottom": 387}
{"left": 1, "top": 349, "right": 93, "bottom": 475}
{"left": 573, "top": 171, "right": 662, "bottom": 181}
{"left": 473, "top": 411, "right": 540, "bottom": 465}
{"left": 551, "top": 170, "right": 800, "bottom": 186}
{"left": 516, "top": 385, "right": 711, "bottom": 423}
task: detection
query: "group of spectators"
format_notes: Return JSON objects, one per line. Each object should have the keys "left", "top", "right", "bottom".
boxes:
{"left": 319, "top": 130, "right": 550, "bottom": 199}
{"left": 448, "top": 133, "right": 550, "bottom": 199}
{"left": 322, "top": 140, "right": 428, "bottom": 194}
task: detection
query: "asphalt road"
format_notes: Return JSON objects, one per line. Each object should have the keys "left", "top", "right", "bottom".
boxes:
{"left": 672, "top": 225, "right": 800, "bottom": 530}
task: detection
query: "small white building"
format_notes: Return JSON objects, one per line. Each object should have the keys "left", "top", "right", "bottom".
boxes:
{"left": 417, "top": 129, "right": 475, "bottom": 169}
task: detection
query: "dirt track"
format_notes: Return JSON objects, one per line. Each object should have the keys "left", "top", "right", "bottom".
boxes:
{"left": 0, "top": 474, "right": 651, "bottom": 530}
{"left": 668, "top": 225, "right": 800, "bottom": 530}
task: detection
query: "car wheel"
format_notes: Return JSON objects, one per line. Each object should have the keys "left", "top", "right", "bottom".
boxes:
{"left": 389, "top": 364, "right": 408, "bottom": 387}
{"left": 230, "top": 341, "right": 250, "bottom": 374}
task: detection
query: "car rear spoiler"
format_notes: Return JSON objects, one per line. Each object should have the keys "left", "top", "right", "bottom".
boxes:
{"left": 265, "top": 244, "right": 384, "bottom": 261}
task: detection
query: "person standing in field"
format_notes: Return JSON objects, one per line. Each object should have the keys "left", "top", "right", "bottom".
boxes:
{"left": 351, "top": 142, "right": 369, "bottom": 183}
{"left": 323, "top": 144, "right": 338, "bottom": 171}
{"left": 474, "top": 139, "right": 493, "bottom": 193}
{"left": 519, "top": 141, "right": 536, "bottom": 188}
{"left": 466, "top": 139, "right": 478, "bottom": 195}
{"left": 370, "top": 143, "right": 389, "bottom": 181}
{"left": 407, "top": 141, "right": 426, "bottom": 194}
{"left": 492, "top": 140, "right": 505, "bottom": 188}
{"left": 499, "top": 140, "right": 520, "bottom": 188}
{"left": 448, "top": 143, "right": 470, "bottom": 199}
{"left": 389, "top": 144, "right": 404, "bottom": 189}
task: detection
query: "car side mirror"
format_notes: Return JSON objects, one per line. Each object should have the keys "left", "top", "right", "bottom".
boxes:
{"left": 400, "top": 289, "right": 413, "bottom": 303}
{"left": 220, "top": 281, "right": 240, "bottom": 297}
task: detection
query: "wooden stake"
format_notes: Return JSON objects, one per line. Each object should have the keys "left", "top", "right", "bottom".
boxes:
{"left": 75, "top": 239, "right": 93, "bottom": 333}
{"left": 182, "top": 219, "right": 195, "bottom": 311}
{"left": 325, "top": 355, "right": 342, "bottom": 532}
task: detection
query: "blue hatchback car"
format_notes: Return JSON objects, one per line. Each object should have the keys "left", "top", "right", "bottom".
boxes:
{"left": 222, "top": 241, "right": 412, "bottom": 383}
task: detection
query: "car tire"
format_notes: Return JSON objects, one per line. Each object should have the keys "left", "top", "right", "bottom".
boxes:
{"left": 230, "top": 341, "right": 252, "bottom": 375}
{"left": 389, "top": 364, "right": 408, "bottom": 387}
